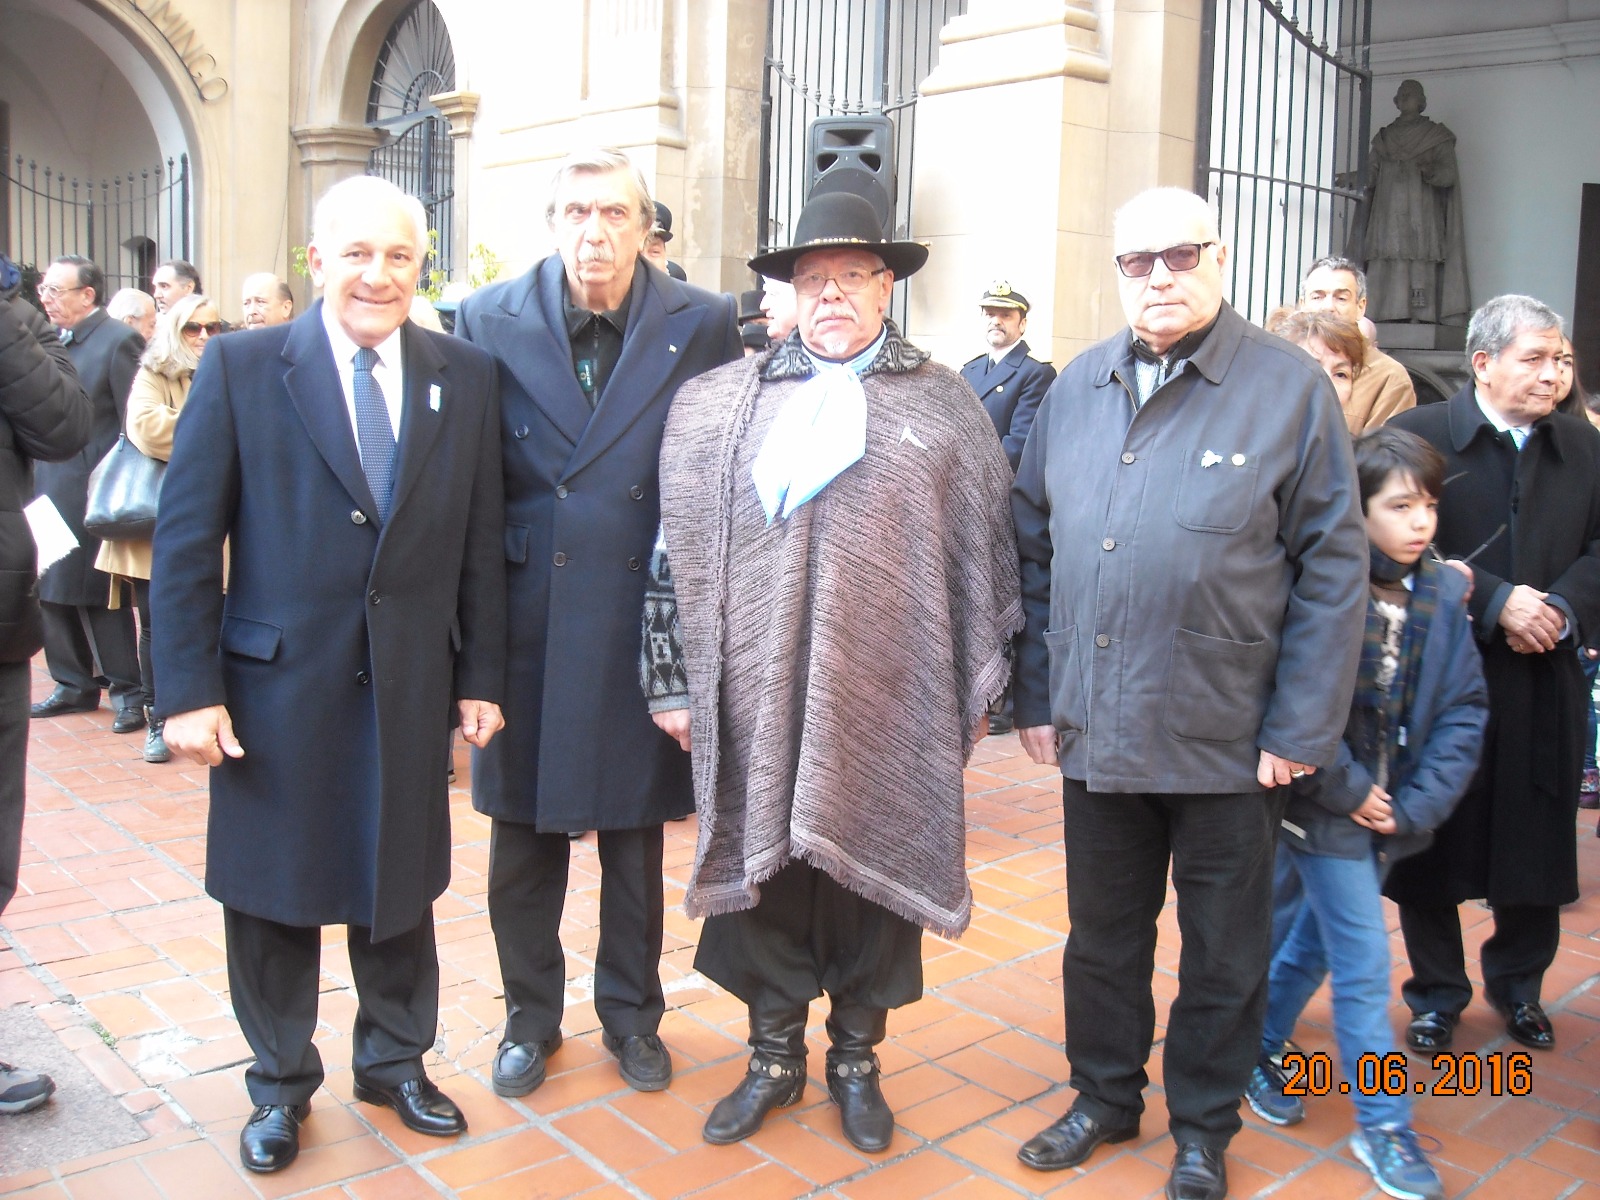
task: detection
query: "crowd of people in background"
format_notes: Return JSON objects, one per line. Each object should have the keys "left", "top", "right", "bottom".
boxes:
{"left": 2, "top": 147, "right": 1597, "bottom": 1200}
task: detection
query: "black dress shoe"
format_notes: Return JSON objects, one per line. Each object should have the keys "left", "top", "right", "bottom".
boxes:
{"left": 111, "top": 706, "right": 147, "bottom": 733}
{"left": 1017, "top": 1108, "right": 1140, "bottom": 1171}
{"left": 352, "top": 1073, "right": 466, "bottom": 1136}
{"left": 1493, "top": 999, "right": 1554, "bottom": 1049}
{"left": 1167, "top": 1143, "right": 1227, "bottom": 1200}
{"left": 1405, "top": 1010, "right": 1457, "bottom": 1052}
{"left": 239, "top": 1102, "right": 310, "bottom": 1173}
{"left": 30, "top": 689, "right": 99, "bottom": 719}
{"left": 491, "top": 1032, "right": 563, "bottom": 1097}
{"left": 602, "top": 1032, "right": 672, "bottom": 1091}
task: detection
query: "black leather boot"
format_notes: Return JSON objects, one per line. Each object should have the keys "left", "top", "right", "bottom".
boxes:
{"left": 702, "top": 1006, "right": 808, "bottom": 1144}
{"left": 825, "top": 1003, "right": 893, "bottom": 1152}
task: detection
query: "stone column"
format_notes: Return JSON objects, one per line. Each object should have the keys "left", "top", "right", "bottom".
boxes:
{"left": 431, "top": 90, "right": 481, "bottom": 283}
{"left": 909, "top": 0, "right": 1201, "bottom": 366}
{"left": 289, "top": 123, "right": 383, "bottom": 304}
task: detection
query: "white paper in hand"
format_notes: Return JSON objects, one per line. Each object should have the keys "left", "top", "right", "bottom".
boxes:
{"left": 24, "top": 495, "right": 78, "bottom": 575}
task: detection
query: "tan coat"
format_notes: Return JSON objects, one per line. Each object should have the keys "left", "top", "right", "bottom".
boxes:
{"left": 1344, "top": 344, "right": 1416, "bottom": 434}
{"left": 95, "top": 366, "right": 190, "bottom": 593}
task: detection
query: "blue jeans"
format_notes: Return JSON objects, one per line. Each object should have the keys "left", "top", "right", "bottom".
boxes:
{"left": 1581, "top": 648, "right": 1598, "bottom": 775}
{"left": 1261, "top": 842, "right": 1411, "bottom": 1130}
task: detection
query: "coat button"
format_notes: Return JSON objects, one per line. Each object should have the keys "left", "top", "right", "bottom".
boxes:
{"left": 629, "top": 485, "right": 644, "bottom": 500}
{"left": 553, "top": 552, "right": 567, "bottom": 566}
{"left": 368, "top": 590, "right": 380, "bottom": 604}
{"left": 355, "top": 670, "right": 370, "bottom": 685}
{"left": 1095, "top": 633, "right": 1111, "bottom": 648}
{"left": 996, "top": 384, "right": 1005, "bottom": 393}
{"left": 351, "top": 509, "right": 368, "bottom": 524}
{"left": 514, "top": 424, "right": 529, "bottom": 439}
{"left": 1121, "top": 452, "right": 1135, "bottom": 464}
{"left": 555, "top": 485, "right": 569, "bottom": 498}
{"left": 1102, "top": 537, "right": 1115, "bottom": 551}
{"left": 628, "top": 556, "right": 640, "bottom": 571}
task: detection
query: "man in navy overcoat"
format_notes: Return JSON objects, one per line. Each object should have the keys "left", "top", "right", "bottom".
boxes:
{"left": 153, "top": 177, "right": 506, "bottom": 1173}
{"left": 455, "top": 148, "right": 739, "bottom": 1098}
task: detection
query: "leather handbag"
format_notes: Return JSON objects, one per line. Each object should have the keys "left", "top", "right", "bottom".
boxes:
{"left": 84, "top": 433, "right": 165, "bottom": 540}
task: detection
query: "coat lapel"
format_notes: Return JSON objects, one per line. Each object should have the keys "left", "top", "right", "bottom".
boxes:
{"left": 282, "top": 303, "right": 379, "bottom": 518}
{"left": 388, "top": 323, "right": 448, "bottom": 524}
{"left": 480, "top": 259, "right": 592, "bottom": 450}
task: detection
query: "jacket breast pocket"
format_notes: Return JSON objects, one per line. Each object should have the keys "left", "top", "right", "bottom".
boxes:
{"left": 1044, "top": 625, "right": 1087, "bottom": 732}
{"left": 1172, "top": 450, "right": 1259, "bottom": 534}
{"left": 220, "top": 614, "right": 283, "bottom": 662}
{"left": 1163, "top": 628, "right": 1271, "bottom": 743}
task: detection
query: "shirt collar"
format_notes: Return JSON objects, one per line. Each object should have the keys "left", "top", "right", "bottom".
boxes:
{"left": 563, "top": 284, "right": 632, "bottom": 338}
{"left": 1472, "top": 386, "right": 1525, "bottom": 436}
{"left": 322, "top": 305, "right": 404, "bottom": 373}
{"left": 989, "top": 337, "right": 1020, "bottom": 364}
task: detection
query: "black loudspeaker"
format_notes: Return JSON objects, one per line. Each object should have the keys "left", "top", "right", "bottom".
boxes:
{"left": 806, "top": 116, "right": 896, "bottom": 239}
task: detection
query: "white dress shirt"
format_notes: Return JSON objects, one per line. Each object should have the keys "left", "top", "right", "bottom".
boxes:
{"left": 321, "top": 307, "right": 405, "bottom": 441}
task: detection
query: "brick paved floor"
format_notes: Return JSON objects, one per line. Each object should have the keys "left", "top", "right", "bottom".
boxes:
{"left": 2, "top": 661, "right": 1597, "bottom": 1198}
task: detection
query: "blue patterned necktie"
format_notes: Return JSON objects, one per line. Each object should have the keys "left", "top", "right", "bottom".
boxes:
{"left": 352, "top": 346, "right": 396, "bottom": 522}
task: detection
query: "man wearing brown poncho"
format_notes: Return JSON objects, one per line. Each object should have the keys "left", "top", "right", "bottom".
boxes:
{"left": 642, "top": 192, "right": 1020, "bottom": 1153}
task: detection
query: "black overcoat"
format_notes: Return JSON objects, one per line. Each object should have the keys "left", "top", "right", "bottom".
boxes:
{"left": 35, "top": 307, "right": 140, "bottom": 606}
{"left": 151, "top": 306, "right": 506, "bottom": 940}
{"left": 455, "top": 258, "right": 740, "bottom": 831}
{"left": 959, "top": 339, "right": 1055, "bottom": 471}
{"left": 1383, "top": 384, "right": 1600, "bottom": 908}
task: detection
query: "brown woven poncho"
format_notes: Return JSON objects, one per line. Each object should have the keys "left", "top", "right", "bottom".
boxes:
{"left": 658, "top": 327, "right": 1021, "bottom": 937}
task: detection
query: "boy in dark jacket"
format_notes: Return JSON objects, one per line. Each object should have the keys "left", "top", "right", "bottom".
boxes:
{"left": 1247, "top": 428, "right": 1487, "bottom": 1200}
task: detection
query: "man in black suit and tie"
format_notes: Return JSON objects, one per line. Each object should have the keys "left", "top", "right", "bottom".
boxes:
{"left": 32, "top": 256, "right": 145, "bottom": 732}
{"left": 959, "top": 282, "right": 1056, "bottom": 472}
{"left": 455, "top": 147, "right": 739, "bottom": 1099}
{"left": 153, "top": 175, "right": 507, "bottom": 1173}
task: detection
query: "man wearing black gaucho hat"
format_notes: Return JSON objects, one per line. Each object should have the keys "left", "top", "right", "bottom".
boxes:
{"left": 641, "top": 190, "right": 1021, "bottom": 1152}
{"left": 960, "top": 281, "right": 1056, "bottom": 472}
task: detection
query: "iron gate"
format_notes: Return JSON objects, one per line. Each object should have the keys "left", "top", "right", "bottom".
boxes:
{"left": 367, "top": 115, "right": 455, "bottom": 281}
{"left": 1195, "top": 0, "right": 1372, "bottom": 323}
{"left": 758, "top": 0, "right": 966, "bottom": 321}
{"left": 1, "top": 150, "right": 189, "bottom": 295}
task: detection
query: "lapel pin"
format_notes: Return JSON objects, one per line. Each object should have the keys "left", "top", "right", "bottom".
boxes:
{"left": 429, "top": 383, "right": 442, "bottom": 412}
{"left": 1231, "top": 452, "right": 1246, "bottom": 466}
{"left": 668, "top": 344, "right": 678, "bottom": 354}
{"left": 1201, "top": 450, "right": 1221, "bottom": 469}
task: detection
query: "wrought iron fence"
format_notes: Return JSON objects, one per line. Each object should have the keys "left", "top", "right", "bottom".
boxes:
{"left": 367, "top": 114, "right": 455, "bottom": 281}
{"left": 758, "top": 0, "right": 966, "bottom": 324}
{"left": 0, "top": 150, "right": 190, "bottom": 295}
{"left": 1195, "top": 0, "right": 1372, "bottom": 323}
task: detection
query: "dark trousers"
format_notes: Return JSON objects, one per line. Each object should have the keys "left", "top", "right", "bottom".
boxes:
{"left": 693, "top": 860, "right": 924, "bottom": 1012}
{"left": 39, "top": 599, "right": 140, "bottom": 710}
{"left": 1059, "top": 779, "right": 1283, "bottom": 1149}
{"left": 132, "top": 578, "right": 154, "bottom": 710}
{"left": 224, "top": 906, "right": 440, "bottom": 1106}
{"left": 1396, "top": 900, "right": 1561, "bottom": 1015}
{"left": 487, "top": 820, "right": 666, "bottom": 1043}
{"left": 0, "top": 660, "right": 29, "bottom": 914}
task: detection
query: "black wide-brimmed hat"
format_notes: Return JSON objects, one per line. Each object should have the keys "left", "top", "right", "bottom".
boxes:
{"left": 747, "top": 192, "right": 928, "bottom": 283}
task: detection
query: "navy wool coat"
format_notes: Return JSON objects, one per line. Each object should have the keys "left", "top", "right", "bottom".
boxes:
{"left": 456, "top": 258, "right": 740, "bottom": 832}
{"left": 151, "top": 305, "right": 506, "bottom": 940}
{"left": 960, "top": 340, "right": 1055, "bottom": 471}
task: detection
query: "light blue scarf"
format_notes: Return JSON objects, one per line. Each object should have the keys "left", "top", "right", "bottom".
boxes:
{"left": 750, "top": 330, "right": 883, "bottom": 523}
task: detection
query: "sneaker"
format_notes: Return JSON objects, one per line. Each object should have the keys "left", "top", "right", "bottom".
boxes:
{"left": 1581, "top": 767, "right": 1599, "bottom": 809}
{"left": 1350, "top": 1125, "right": 1445, "bottom": 1200}
{"left": 143, "top": 715, "right": 171, "bottom": 764}
{"left": 1246, "top": 1050, "right": 1304, "bottom": 1126}
{"left": 0, "top": 1062, "right": 56, "bottom": 1114}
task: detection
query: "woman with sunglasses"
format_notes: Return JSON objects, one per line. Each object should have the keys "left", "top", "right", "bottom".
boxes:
{"left": 95, "top": 292, "right": 222, "bottom": 763}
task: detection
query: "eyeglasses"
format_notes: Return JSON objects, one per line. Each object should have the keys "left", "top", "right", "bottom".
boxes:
{"left": 181, "top": 321, "right": 223, "bottom": 336}
{"left": 1114, "top": 242, "right": 1216, "bottom": 279}
{"left": 37, "top": 284, "right": 86, "bottom": 299}
{"left": 791, "top": 267, "right": 887, "bottom": 297}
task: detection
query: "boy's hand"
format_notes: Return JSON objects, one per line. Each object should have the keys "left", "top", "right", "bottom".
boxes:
{"left": 1351, "top": 785, "right": 1396, "bottom": 834}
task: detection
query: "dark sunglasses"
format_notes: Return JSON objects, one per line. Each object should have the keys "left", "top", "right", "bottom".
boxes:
{"left": 1114, "top": 242, "right": 1216, "bottom": 279}
{"left": 182, "top": 320, "right": 223, "bottom": 336}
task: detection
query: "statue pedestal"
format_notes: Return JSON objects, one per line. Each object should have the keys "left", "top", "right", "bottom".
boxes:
{"left": 1375, "top": 322, "right": 1466, "bottom": 352}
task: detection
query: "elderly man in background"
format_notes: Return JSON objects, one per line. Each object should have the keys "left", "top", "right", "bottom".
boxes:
{"left": 154, "top": 175, "right": 506, "bottom": 1172}
{"left": 240, "top": 273, "right": 295, "bottom": 329}
{"left": 1298, "top": 256, "right": 1416, "bottom": 433}
{"left": 107, "top": 288, "right": 157, "bottom": 343}
{"left": 455, "top": 148, "right": 739, "bottom": 1100}
{"left": 644, "top": 190, "right": 1019, "bottom": 1153}
{"left": 1012, "top": 187, "right": 1367, "bottom": 1200}
{"left": 1383, "top": 294, "right": 1600, "bottom": 1055}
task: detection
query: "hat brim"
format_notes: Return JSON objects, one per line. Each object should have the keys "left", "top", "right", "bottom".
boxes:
{"left": 748, "top": 237, "right": 929, "bottom": 283}
{"left": 980, "top": 298, "right": 1028, "bottom": 311}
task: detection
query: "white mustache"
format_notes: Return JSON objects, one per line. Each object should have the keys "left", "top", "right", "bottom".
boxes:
{"left": 577, "top": 244, "right": 615, "bottom": 265}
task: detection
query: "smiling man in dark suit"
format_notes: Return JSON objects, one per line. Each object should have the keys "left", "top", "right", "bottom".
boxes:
{"left": 455, "top": 147, "right": 739, "bottom": 1100}
{"left": 153, "top": 175, "right": 506, "bottom": 1173}
{"left": 959, "top": 281, "right": 1055, "bottom": 472}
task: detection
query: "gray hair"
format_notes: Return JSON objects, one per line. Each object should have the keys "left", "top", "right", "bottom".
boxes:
{"left": 544, "top": 147, "right": 654, "bottom": 233}
{"left": 1112, "top": 188, "right": 1220, "bottom": 250}
{"left": 1466, "top": 294, "right": 1565, "bottom": 361}
{"left": 1301, "top": 256, "right": 1367, "bottom": 301}
{"left": 311, "top": 175, "right": 429, "bottom": 255}
{"left": 107, "top": 288, "right": 155, "bottom": 322}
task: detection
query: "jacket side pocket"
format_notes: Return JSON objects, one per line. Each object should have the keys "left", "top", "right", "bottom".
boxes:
{"left": 1163, "top": 627, "right": 1271, "bottom": 742}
